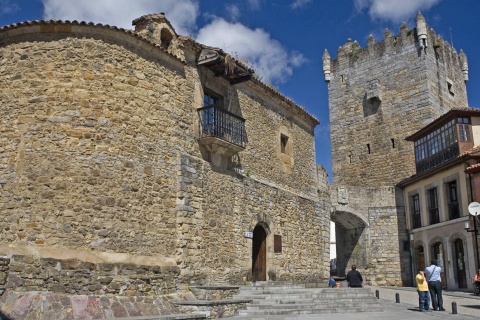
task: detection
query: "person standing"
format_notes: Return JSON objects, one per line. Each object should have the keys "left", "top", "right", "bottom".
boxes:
{"left": 473, "top": 268, "right": 480, "bottom": 295}
{"left": 425, "top": 259, "right": 445, "bottom": 311}
{"left": 346, "top": 265, "right": 363, "bottom": 287}
{"left": 416, "top": 269, "right": 431, "bottom": 312}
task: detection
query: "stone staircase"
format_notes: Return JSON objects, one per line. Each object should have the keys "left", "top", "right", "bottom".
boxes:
{"left": 233, "top": 282, "right": 383, "bottom": 317}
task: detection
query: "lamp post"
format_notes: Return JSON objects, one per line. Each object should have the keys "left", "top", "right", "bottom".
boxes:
{"left": 465, "top": 202, "right": 480, "bottom": 270}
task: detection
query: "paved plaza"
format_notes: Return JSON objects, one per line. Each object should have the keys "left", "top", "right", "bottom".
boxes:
{"left": 227, "top": 286, "right": 480, "bottom": 320}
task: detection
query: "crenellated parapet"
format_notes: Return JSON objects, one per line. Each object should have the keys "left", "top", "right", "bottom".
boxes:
{"left": 323, "top": 11, "right": 468, "bottom": 84}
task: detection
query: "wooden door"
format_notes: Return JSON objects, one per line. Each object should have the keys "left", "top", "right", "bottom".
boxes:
{"left": 252, "top": 225, "right": 266, "bottom": 282}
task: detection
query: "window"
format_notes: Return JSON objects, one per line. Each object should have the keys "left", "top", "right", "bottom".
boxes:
{"left": 447, "top": 181, "right": 460, "bottom": 220}
{"left": 427, "top": 188, "right": 440, "bottom": 225}
{"left": 204, "top": 92, "right": 220, "bottom": 108}
{"left": 280, "top": 134, "right": 288, "bottom": 154}
{"left": 411, "top": 194, "right": 421, "bottom": 229}
{"left": 447, "top": 78, "right": 455, "bottom": 96}
{"left": 458, "top": 117, "right": 471, "bottom": 142}
{"left": 274, "top": 235, "right": 282, "bottom": 253}
{"left": 414, "top": 119, "right": 459, "bottom": 173}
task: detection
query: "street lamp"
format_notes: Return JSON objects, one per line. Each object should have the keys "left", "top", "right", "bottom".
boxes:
{"left": 465, "top": 202, "right": 480, "bottom": 270}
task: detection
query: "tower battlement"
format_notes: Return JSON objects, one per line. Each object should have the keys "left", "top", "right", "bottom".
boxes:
{"left": 323, "top": 12, "right": 468, "bottom": 84}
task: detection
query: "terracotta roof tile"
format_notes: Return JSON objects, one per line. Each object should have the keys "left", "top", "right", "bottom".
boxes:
{"left": 459, "top": 145, "right": 480, "bottom": 157}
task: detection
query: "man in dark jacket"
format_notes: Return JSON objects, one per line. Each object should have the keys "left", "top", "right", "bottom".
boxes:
{"left": 346, "top": 265, "right": 363, "bottom": 287}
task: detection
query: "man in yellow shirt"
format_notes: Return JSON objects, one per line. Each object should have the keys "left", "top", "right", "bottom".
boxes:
{"left": 416, "top": 269, "right": 431, "bottom": 312}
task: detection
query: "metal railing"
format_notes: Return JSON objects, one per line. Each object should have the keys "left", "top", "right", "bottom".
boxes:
{"left": 412, "top": 214, "right": 422, "bottom": 229}
{"left": 448, "top": 201, "right": 460, "bottom": 220}
{"left": 416, "top": 144, "right": 459, "bottom": 174}
{"left": 197, "top": 105, "right": 247, "bottom": 148}
{"left": 429, "top": 208, "right": 440, "bottom": 225}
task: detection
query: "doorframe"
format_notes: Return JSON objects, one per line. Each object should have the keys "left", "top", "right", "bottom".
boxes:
{"left": 252, "top": 223, "right": 269, "bottom": 282}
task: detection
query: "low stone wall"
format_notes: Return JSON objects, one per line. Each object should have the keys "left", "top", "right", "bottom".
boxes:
{"left": 190, "top": 286, "right": 239, "bottom": 300}
{"left": 173, "top": 300, "right": 251, "bottom": 319}
{"left": 1, "top": 255, "right": 180, "bottom": 296}
{"left": 0, "top": 291, "right": 198, "bottom": 319}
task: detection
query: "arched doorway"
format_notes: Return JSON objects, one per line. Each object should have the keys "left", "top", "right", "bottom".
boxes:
{"left": 432, "top": 241, "right": 447, "bottom": 288}
{"left": 415, "top": 245, "right": 425, "bottom": 271}
{"left": 454, "top": 238, "right": 467, "bottom": 288}
{"left": 252, "top": 224, "right": 267, "bottom": 282}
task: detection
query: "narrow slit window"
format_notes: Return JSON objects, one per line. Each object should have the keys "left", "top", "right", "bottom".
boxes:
{"left": 341, "top": 75, "right": 345, "bottom": 83}
{"left": 447, "top": 78, "right": 455, "bottom": 96}
{"left": 391, "top": 138, "right": 395, "bottom": 149}
{"left": 280, "top": 134, "right": 288, "bottom": 153}
{"left": 367, "top": 143, "right": 371, "bottom": 154}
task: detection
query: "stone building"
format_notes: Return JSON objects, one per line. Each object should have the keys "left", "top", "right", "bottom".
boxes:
{"left": 400, "top": 108, "right": 480, "bottom": 291}
{"left": 323, "top": 12, "right": 470, "bottom": 285}
{"left": 0, "top": 12, "right": 330, "bottom": 299}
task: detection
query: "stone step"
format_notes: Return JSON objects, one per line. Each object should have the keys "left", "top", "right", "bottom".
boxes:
{"left": 235, "top": 292, "right": 375, "bottom": 300}
{"left": 233, "top": 285, "right": 383, "bottom": 316}
{"left": 238, "top": 287, "right": 372, "bottom": 294}
{"left": 238, "top": 305, "right": 384, "bottom": 316}
{"left": 246, "top": 300, "right": 381, "bottom": 309}
{"left": 249, "top": 297, "right": 379, "bottom": 305}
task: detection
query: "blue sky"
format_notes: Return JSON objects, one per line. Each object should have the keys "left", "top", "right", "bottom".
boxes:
{"left": 1, "top": 0, "right": 479, "bottom": 180}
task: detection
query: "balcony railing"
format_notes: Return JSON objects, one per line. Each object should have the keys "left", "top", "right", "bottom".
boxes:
{"left": 197, "top": 105, "right": 247, "bottom": 149}
{"left": 429, "top": 208, "right": 440, "bottom": 225}
{"left": 448, "top": 201, "right": 460, "bottom": 220}
{"left": 412, "top": 214, "right": 422, "bottom": 229}
{"left": 416, "top": 144, "right": 459, "bottom": 174}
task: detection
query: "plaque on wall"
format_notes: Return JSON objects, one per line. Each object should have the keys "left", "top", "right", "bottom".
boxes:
{"left": 338, "top": 186, "right": 348, "bottom": 205}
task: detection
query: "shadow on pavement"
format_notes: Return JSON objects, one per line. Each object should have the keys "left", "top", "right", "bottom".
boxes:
{"left": 461, "top": 304, "right": 480, "bottom": 310}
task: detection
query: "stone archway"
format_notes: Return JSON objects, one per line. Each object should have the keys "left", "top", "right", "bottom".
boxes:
{"left": 331, "top": 210, "right": 368, "bottom": 277}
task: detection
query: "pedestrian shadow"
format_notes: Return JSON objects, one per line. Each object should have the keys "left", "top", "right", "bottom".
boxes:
{"left": 460, "top": 305, "right": 480, "bottom": 310}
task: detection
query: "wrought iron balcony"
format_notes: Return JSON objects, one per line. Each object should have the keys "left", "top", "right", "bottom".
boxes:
{"left": 429, "top": 208, "right": 440, "bottom": 225}
{"left": 448, "top": 201, "right": 460, "bottom": 220}
{"left": 412, "top": 214, "right": 422, "bottom": 229}
{"left": 197, "top": 105, "right": 247, "bottom": 157}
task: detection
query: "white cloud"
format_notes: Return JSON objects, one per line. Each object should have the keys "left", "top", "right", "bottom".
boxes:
{"left": 1, "top": 0, "right": 20, "bottom": 14}
{"left": 225, "top": 4, "right": 241, "bottom": 21}
{"left": 40, "top": 0, "right": 303, "bottom": 84}
{"left": 196, "top": 18, "right": 306, "bottom": 84}
{"left": 41, "top": 0, "right": 199, "bottom": 35}
{"left": 291, "top": 0, "right": 312, "bottom": 10}
{"left": 354, "top": 0, "right": 441, "bottom": 22}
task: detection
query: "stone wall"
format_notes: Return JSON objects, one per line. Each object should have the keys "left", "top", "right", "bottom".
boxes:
{"left": 0, "top": 255, "right": 179, "bottom": 296}
{"left": 0, "top": 18, "right": 329, "bottom": 296}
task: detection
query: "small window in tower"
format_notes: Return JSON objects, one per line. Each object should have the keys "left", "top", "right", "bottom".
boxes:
{"left": 367, "top": 143, "right": 371, "bottom": 154}
{"left": 447, "top": 78, "right": 455, "bottom": 96}
{"left": 341, "top": 75, "right": 345, "bottom": 83}
{"left": 280, "top": 134, "right": 288, "bottom": 153}
{"left": 391, "top": 138, "right": 395, "bottom": 149}
{"left": 274, "top": 235, "right": 282, "bottom": 253}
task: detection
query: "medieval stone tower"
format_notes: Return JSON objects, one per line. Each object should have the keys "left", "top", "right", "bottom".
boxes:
{"left": 323, "top": 12, "right": 469, "bottom": 285}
